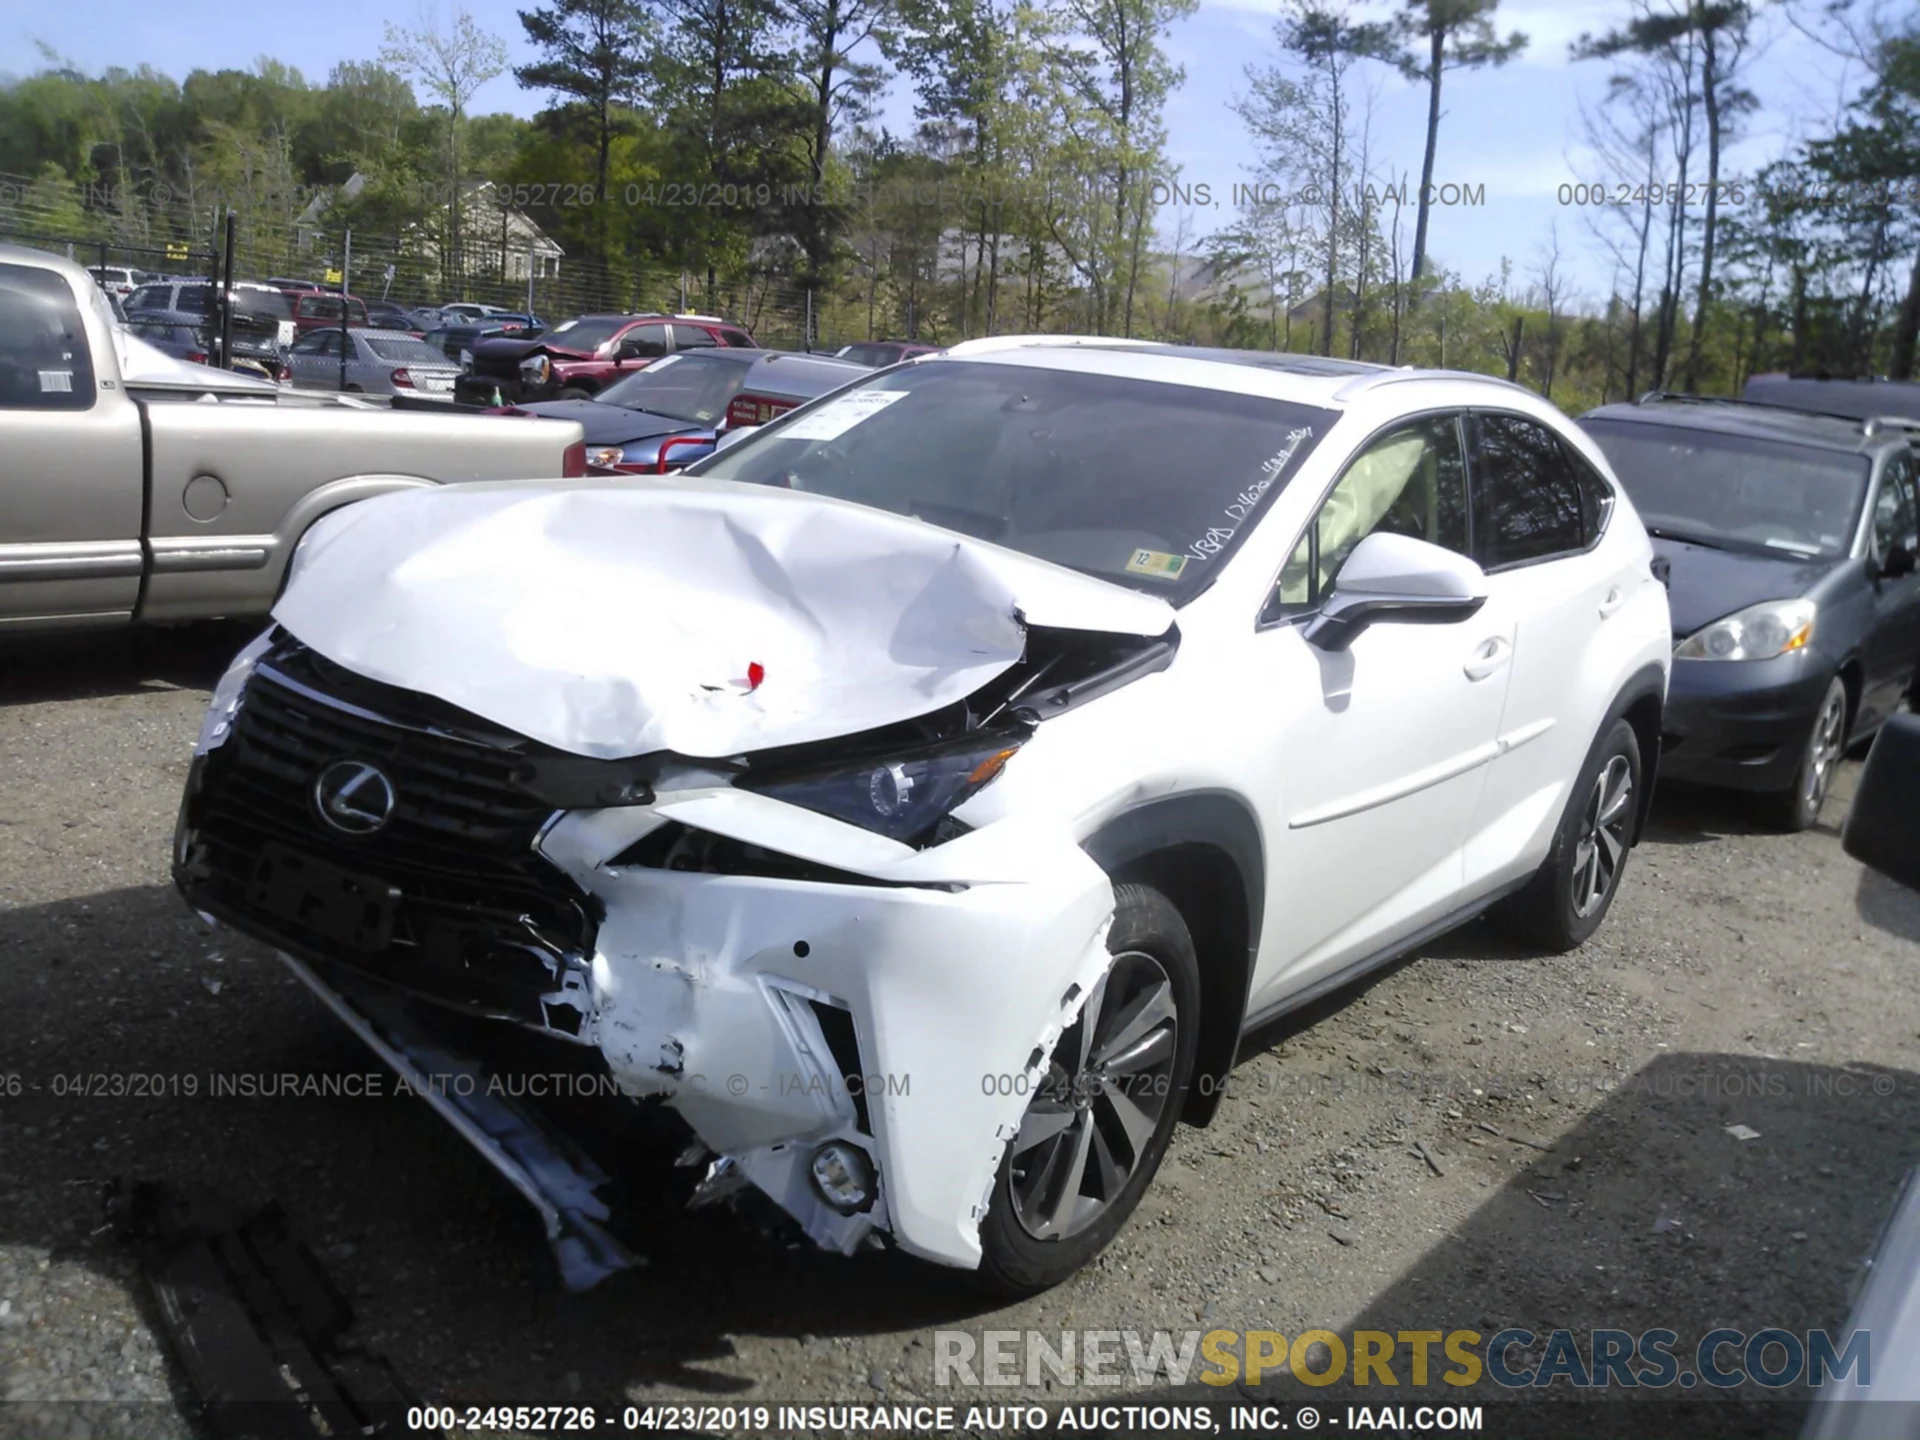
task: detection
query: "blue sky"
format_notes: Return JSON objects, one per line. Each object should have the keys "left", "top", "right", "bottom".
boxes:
{"left": 10, "top": 0, "right": 1872, "bottom": 296}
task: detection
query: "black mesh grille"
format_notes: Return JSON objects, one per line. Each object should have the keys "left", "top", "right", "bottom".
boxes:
{"left": 176, "top": 637, "right": 599, "bottom": 1031}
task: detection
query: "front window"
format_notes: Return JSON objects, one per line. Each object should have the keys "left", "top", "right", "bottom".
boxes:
{"left": 1270, "top": 414, "right": 1470, "bottom": 618}
{"left": 1583, "top": 419, "right": 1869, "bottom": 559}
{"left": 596, "top": 353, "right": 749, "bottom": 424}
{"left": 693, "top": 359, "right": 1337, "bottom": 600}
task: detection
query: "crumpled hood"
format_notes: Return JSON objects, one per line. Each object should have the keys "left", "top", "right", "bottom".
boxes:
{"left": 272, "top": 476, "right": 1176, "bottom": 760}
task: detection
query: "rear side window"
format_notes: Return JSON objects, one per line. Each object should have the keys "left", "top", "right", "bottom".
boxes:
{"left": 618, "top": 325, "right": 669, "bottom": 358}
{"left": 717, "top": 328, "right": 755, "bottom": 348}
{"left": 127, "top": 285, "right": 166, "bottom": 311}
{"left": 0, "top": 263, "right": 97, "bottom": 410}
{"left": 670, "top": 324, "right": 718, "bottom": 350}
{"left": 1469, "top": 412, "right": 1588, "bottom": 568}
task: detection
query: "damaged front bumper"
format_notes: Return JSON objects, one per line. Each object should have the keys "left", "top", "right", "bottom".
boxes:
{"left": 531, "top": 803, "right": 1116, "bottom": 1268}
{"left": 173, "top": 650, "right": 1117, "bottom": 1277}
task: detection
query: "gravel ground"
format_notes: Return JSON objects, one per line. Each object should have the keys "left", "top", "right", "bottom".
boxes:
{"left": 2, "top": 627, "right": 1918, "bottom": 1436}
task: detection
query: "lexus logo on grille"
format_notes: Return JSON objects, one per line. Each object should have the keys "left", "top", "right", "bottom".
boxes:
{"left": 313, "top": 761, "right": 397, "bottom": 835}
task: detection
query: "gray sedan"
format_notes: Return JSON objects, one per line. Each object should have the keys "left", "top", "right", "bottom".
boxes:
{"left": 285, "top": 327, "right": 462, "bottom": 400}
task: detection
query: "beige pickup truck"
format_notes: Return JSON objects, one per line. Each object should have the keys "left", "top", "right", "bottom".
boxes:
{"left": 0, "top": 245, "right": 587, "bottom": 633}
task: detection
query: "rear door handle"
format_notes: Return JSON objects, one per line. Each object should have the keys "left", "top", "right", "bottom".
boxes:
{"left": 1599, "top": 584, "right": 1627, "bottom": 619}
{"left": 1464, "top": 635, "right": 1511, "bottom": 681}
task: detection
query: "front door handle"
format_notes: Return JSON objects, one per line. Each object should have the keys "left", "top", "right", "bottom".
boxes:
{"left": 1599, "top": 584, "right": 1627, "bottom": 619}
{"left": 1464, "top": 635, "right": 1511, "bottom": 681}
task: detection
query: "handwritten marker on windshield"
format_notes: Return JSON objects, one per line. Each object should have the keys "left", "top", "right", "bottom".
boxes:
{"left": 747, "top": 662, "right": 765, "bottom": 692}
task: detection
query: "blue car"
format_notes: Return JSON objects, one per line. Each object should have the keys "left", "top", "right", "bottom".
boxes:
{"left": 492, "top": 349, "right": 869, "bottom": 472}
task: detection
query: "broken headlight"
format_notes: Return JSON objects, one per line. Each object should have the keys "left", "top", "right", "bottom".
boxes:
{"left": 195, "top": 626, "right": 276, "bottom": 755}
{"left": 747, "top": 739, "right": 1021, "bottom": 843}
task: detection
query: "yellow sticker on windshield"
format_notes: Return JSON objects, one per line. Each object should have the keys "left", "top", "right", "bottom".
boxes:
{"left": 1126, "top": 549, "right": 1188, "bottom": 580}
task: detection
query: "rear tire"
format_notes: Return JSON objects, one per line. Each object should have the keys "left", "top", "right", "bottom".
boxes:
{"left": 557, "top": 386, "right": 594, "bottom": 400}
{"left": 972, "top": 884, "right": 1199, "bottom": 1296}
{"left": 1489, "top": 718, "right": 1642, "bottom": 953}
{"left": 1758, "top": 675, "right": 1848, "bottom": 832}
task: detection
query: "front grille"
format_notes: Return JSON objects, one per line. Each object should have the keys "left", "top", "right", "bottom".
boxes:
{"left": 177, "top": 637, "right": 600, "bottom": 1034}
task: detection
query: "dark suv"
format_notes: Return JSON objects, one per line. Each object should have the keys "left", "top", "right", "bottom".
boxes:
{"left": 454, "top": 313, "right": 755, "bottom": 405}
{"left": 1580, "top": 395, "right": 1920, "bottom": 829}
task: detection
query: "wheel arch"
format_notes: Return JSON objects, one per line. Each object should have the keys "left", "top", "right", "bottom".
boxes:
{"left": 1081, "top": 791, "right": 1265, "bottom": 1128}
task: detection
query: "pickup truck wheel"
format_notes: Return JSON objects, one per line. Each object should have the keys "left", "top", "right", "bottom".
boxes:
{"left": 1488, "top": 718, "right": 1641, "bottom": 953}
{"left": 972, "top": 883, "right": 1198, "bottom": 1296}
{"left": 557, "top": 386, "right": 594, "bottom": 400}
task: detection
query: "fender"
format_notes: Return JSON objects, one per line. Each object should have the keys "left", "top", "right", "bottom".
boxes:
{"left": 265, "top": 474, "right": 443, "bottom": 598}
{"left": 1081, "top": 789, "right": 1266, "bottom": 1125}
{"left": 1598, "top": 659, "right": 1668, "bottom": 844}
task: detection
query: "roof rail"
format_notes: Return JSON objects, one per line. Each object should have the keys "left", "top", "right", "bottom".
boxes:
{"left": 941, "top": 334, "right": 1160, "bottom": 357}
{"left": 1333, "top": 366, "right": 1535, "bottom": 402}
{"left": 1637, "top": 389, "right": 1884, "bottom": 433}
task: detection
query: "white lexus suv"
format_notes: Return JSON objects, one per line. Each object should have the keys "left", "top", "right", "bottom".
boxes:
{"left": 175, "top": 338, "right": 1672, "bottom": 1294}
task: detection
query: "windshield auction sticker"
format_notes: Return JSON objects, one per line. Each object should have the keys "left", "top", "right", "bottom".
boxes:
{"left": 780, "top": 388, "right": 907, "bottom": 440}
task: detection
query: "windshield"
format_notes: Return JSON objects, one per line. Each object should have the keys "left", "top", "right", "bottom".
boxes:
{"left": 596, "top": 353, "right": 748, "bottom": 423}
{"left": 544, "top": 316, "right": 626, "bottom": 352}
{"left": 365, "top": 335, "right": 449, "bottom": 365}
{"left": 1583, "top": 419, "right": 1868, "bottom": 558}
{"left": 693, "top": 359, "right": 1337, "bottom": 599}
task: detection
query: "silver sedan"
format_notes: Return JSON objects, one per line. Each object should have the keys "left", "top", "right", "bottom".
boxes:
{"left": 285, "top": 327, "right": 463, "bottom": 400}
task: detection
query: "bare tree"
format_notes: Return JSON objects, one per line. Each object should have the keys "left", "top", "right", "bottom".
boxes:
{"left": 382, "top": 3, "right": 509, "bottom": 294}
{"left": 1532, "top": 220, "right": 1569, "bottom": 398}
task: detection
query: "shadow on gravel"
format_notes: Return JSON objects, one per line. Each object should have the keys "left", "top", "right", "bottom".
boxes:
{"left": 1856, "top": 866, "right": 1920, "bottom": 946}
{"left": 1643, "top": 781, "right": 1784, "bottom": 845}
{"left": 0, "top": 884, "right": 993, "bottom": 1424}
{"left": 0, "top": 624, "right": 253, "bottom": 707}
{"left": 1124, "top": 1051, "right": 1920, "bottom": 1438}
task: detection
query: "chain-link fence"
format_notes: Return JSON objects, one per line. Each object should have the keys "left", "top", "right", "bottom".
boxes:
{"left": 0, "top": 172, "right": 900, "bottom": 352}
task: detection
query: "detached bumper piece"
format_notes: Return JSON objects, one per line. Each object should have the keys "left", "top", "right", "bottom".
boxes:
{"left": 108, "top": 1181, "right": 413, "bottom": 1440}
{"left": 284, "top": 952, "right": 643, "bottom": 1291}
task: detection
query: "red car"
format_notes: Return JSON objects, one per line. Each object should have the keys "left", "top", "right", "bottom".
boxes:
{"left": 288, "top": 290, "right": 371, "bottom": 335}
{"left": 454, "top": 312, "right": 755, "bottom": 405}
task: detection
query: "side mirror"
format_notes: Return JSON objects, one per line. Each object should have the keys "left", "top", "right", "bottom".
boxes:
{"left": 1881, "top": 543, "right": 1916, "bottom": 580}
{"left": 1304, "top": 532, "right": 1489, "bottom": 652}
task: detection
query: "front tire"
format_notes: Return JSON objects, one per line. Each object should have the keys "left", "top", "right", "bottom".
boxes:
{"left": 1759, "top": 675, "right": 1848, "bottom": 832}
{"left": 973, "top": 884, "right": 1199, "bottom": 1296}
{"left": 557, "top": 385, "right": 594, "bottom": 400}
{"left": 1489, "top": 718, "right": 1642, "bottom": 953}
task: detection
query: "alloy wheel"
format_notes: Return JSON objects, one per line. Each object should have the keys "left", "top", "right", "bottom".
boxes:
{"left": 1802, "top": 687, "right": 1848, "bottom": 818}
{"left": 1009, "top": 951, "right": 1179, "bottom": 1241}
{"left": 1571, "top": 754, "right": 1634, "bottom": 919}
